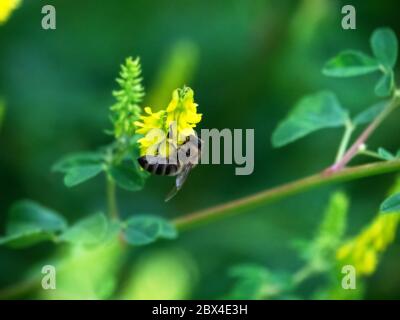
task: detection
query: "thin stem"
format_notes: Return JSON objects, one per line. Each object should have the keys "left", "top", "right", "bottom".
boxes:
{"left": 358, "top": 150, "right": 384, "bottom": 161}
{"left": 335, "top": 119, "right": 354, "bottom": 163}
{"left": 173, "top": 160, "right": 400, "bottom": 231}
{"left": 327, "top": 96, "right": 400, "bottom": 173}
{"left": 107, "top": 176, "right": 119, "bottom": 220}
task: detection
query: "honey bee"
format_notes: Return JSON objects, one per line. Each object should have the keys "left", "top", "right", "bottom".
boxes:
{"left": 137, "top": 132, "right": 202, "bottom": 201}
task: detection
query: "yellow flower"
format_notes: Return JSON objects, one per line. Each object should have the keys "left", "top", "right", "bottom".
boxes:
{"left": 336, "top": 213, "right": 400, "bottom": 276}
{"left": 0, "top": 0, "right": 21, "bottom": 24}
{"left": 166, "top": 87, "right": 202, "bottom": 139}
{"left": 134, "top": 107, "right": 166, "bottom": 135}
{"left": 135, "top": 86, "right": 202, "bottom": 156}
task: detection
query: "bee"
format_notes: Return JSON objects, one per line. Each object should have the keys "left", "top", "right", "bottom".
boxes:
{"left": 137, "top": 132, "right": 202, "bottom": 202}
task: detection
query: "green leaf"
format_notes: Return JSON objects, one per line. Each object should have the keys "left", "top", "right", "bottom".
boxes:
{"left": 370, "top": 27, "right": 398, "bottom": 69}
{"left": 226, "top": 264, "right": 292, "bottom": 300}
{"left": 353, "top": 101, "right": 387, "bottom": 125}
{"left": 59, "top": 213, "right": 110, "bottom": 246}
{"left": 375, "top": 71, "right": 394, "bottom": 97}
{"left": 109, "top": 162, "right": 147, "bottom": 191}
{"left": 380, "top": 193, "right": 400, "bottom": 213}
{"left": 53, "top": 152, "right": 105, "bottom": 187}
{"left": 64, "top": 164, "right": 104, "bottom": 187}
{"left": 272, "top": 91, "right": 348, "bottom": 147}
{"left": 378, "top": 147, "right": 395, "bottom": 161}
{"left": 122, "top": 216, "right": 177, "bottom": 246}
{"left": 0, "top": 200, "right": 67, "bottom": 248}
{"left": 322, "top": 50, "right": 380, "bottom": 77}
{"left": 52, "top": 152, "right": 104, "bottom": 173}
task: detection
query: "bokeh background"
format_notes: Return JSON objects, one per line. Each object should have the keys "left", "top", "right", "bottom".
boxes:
{"left": 1, "top": 0, "right": 400, "bottom": 299}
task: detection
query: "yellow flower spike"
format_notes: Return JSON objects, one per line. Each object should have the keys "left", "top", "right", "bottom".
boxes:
{"left": 136, "top": 86, "right": 202, "bottom": 155}
{"left": 361, "top": 250, "right": 377, "bottom": 275}
{"left": 0, "top": 0, "right": 21, "bottom": 24}
{"left": 336, "top": 212, "right": 400, "bottom": 277}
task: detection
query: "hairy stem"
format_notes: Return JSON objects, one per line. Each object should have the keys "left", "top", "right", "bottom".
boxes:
{"left": 173, "top": 160, "right": 400, "bottom": 231}
{"left": 327, "top": 96, "right": 400, "bottom": 173}
{"left": 106, "top": 176, "right": 119, "bottom": 220}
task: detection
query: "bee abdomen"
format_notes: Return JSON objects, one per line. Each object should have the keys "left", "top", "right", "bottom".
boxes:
{"left": 138, "top": 156, "right": 179, "bottom": 176}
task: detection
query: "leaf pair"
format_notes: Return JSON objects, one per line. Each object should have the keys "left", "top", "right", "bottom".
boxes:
{"left": 323, "top": 28, "right": 398, "bottom": 97}
{"left": 0, "top": 200, "right": 178, "bottom": 248}
{"left": 122, "top": 216, "right": 178, "bottom": 246}
{"left": 0, "top": 201, "right": 111, "bottom": 248}
{"left": 52, "top": 152, "right": 105, "bottom": 187}
{"left": 52, "top": 149, "right": 147, "bottom": 191}
{"left": 0, "top": 200, "right": 67, "bottom": 248}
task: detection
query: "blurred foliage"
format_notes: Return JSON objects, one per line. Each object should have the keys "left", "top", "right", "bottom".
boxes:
{"left": 120, "top": 249, "right": 197, "bottom": 300}
{"left": 0, "top": 0, "right": 21, "bottom": 25}
{"left": 1, "top": 0, "right": 400, "bottom": 300}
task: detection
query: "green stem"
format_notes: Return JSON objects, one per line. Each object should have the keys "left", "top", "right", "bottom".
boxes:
{"left": 335, "top": 119, "right": 354, "bottom": 163}
{"left": 173, "top": 160, "right": 400, "bottom": 231}
{"left": 327, "top": 96, "right": 400, "bottom": 173}
{"left": 358, "top": 150, "right": 384, "bottom": 161}
{"left": 107, "top": 176, "right": 119, "bottom": 220}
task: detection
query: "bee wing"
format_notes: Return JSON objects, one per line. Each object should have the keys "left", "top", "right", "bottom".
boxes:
{"left": 164, "top": 164, "right": 193, "bottom": 202}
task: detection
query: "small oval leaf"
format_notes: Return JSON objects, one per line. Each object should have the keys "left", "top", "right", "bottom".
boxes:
{"left": 322, "top": 50, "right": 380, "bottom": 77}
{"left": 52, "top": 152, "right": 104, "bottom": 173}
{"left": 371, "top": 27, "right": 398, "bottom": 69}
{"left": 64, "top": 164, "right": 104, "bottom": 187}
{"left": 272, "top": 91, "right": 348, "bottom": 148}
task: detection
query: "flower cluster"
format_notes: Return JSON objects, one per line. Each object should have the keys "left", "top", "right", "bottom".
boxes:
{"left": 336, "top": 213, "right": 400, "bottom": 275}
{"left": 0, "top": 0, "right": 20, "bottom": 24}
{"left": 135, "top": 86, "right": 202, "bottom": 156}
{"left": 110, "top": 57, "right": 144, "bottom": 139}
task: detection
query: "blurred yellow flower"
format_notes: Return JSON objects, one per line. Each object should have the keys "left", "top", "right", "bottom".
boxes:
{"left": 135, "top": 107, "right": 166, "bottom": 136}
{"left": 135, "top": 86, "right": 202, "bottom": 156}
{"left": 0, "top": 0, "right": 21, "bottom": 24}
{"left": 337, "top": 213, "right": 400, "bottom": 275}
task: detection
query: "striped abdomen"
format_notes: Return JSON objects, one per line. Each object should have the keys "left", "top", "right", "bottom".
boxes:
{"left": 138, "top": 155, "right": 180, "bottom": 176}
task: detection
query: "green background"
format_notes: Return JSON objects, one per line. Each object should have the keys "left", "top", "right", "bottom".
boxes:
{"left": 0, "top": 0, "right": 400, "bottom": 299}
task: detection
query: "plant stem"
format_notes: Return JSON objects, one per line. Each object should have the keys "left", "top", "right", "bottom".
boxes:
{"left": 358, "top": 150, "right": 384, "bottom": 161}
{"left": 327, "top": 96, "right": 400, "bottom": 173}
{"left": 106, "top": 176, "right": 119, "bottom": 220}
{"left": 173, "top": 160, "right": 400, "bottom": 231}
{"left": 335, "top": 119, "right": 354, "bottom": 163}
